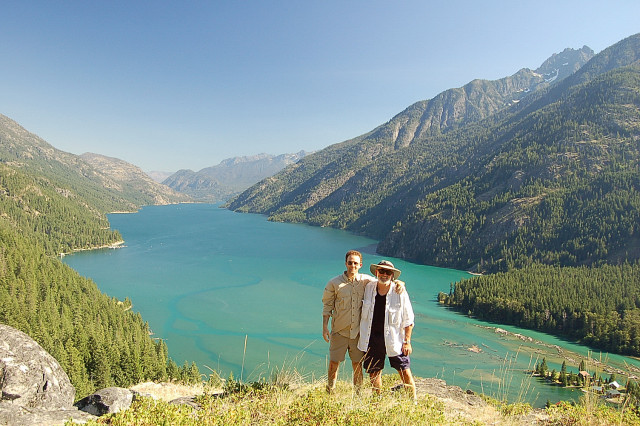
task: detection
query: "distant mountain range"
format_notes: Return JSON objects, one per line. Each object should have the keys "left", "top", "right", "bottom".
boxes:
{"left": 226, "top": 33, "right": 640, "bottom": 273}
{"left": 162, "top": 151, "right": 309, "bottom": 202}
{"left": 147, "top": 170, "right": 174, "bottom": 183}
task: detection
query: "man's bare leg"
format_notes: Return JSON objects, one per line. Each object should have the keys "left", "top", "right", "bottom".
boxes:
{"left": 351, "top": 360, "right": 363, "bottom": 391}
{"left": 370, "top": 370, "right": 383, "bottom": 395}
{"left": 327, "top": 360, "right": 339, "bottom": 393}
{"left": 398, "top": 368, "right": 416, "bottom": 401}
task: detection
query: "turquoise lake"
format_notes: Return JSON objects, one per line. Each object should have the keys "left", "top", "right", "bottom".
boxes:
{"left": 63, "top": 203, "right": 640, "bottom": 407}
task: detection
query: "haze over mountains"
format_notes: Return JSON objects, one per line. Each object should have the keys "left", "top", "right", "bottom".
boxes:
{"left": 162, "top": 151, "right": 308, "bottom": 202}
{"left": 0, "top": 114, "right": 189, "bottom": 213}
{"left": 227, "top": 33, "right": 640, "bottom": 273}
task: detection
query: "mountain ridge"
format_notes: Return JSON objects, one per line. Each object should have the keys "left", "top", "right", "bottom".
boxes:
{"left": 225, "top": 45, "right": 595, "bottom": 218}
{"left": 226, "top": 34, "right": 640, "bottom": 273}
{"left": 163, "top": 151, "right": 308, "bottom": 202}
{"left": 0, "top": 114, "right": 189, "bottom": 213}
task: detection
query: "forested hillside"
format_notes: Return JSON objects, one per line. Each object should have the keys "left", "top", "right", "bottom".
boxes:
{"left": 380, "top": 63, "right": 640, "bottom": 272}
{"left": 0, "top": 117, "right": 195, "bottom": 398}
{"left": 0, "top": 163, "right": 121, "bottom": 254}
{"left": 0, "top": 114, "right": 187, "bottom": 213}
{"left": 440, "top": 262, "right": 640, "bottom": 356}
{"left": 226, "top": 34, "right": 639, "bottom": 274}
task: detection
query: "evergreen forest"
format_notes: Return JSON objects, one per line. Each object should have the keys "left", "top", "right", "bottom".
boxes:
{"left": 439, "top": 262, "right": 640, "bottom": 356}
{"left": 0, "top": 119, "right": 198, "bottom": 399}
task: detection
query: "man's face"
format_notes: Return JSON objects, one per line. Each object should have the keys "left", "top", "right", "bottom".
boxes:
{"left": 376, "top": 268, "right": 394, "bottom": 284}
{"left": 345, "top": 254, "right": 362, "bottom": 275}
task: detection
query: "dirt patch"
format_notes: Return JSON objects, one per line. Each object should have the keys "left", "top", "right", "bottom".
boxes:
{"left": 414, "top": 377, "right": 549, "bottom": 424}
{"left": 130, "top": 382, "right": 209, "bottom": 402}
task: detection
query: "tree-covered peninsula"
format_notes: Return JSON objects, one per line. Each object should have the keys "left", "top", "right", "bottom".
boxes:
{"left": 439, "top": 262, "right": 640, "bottom": 356}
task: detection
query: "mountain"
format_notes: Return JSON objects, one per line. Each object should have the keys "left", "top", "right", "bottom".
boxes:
{"left": 0, "top": 114, "right": 188, "bottom": 212}
{"left": 0, "top": 115, "right": 191, "bottom": 398}
{"left": 226, "top": 34, "right": 640, "bottom": 273}
{"left": 163, "top": 151, "right": 308, "bottom": 202}
{"left": 80, "top": 153, "right": 191, "bottom": 206}
{"left": 146, "top": 170, "right": 174, "bottom": 183}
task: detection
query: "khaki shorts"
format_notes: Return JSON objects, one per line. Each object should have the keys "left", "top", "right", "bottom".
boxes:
{"left": 329, "top": 333, "right": 365, "bottom": 363}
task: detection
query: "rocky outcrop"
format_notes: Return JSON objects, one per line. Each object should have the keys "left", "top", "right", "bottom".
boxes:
{"left": 0, "top": 324, "right": 75, "bottom": 409}
{"left": 74, "top": 387, "right": 134, "bottom": 416}
{"left": 0, "top": 324, "right": 94, "bottom": 424}
{"left": 0, "top": 405, "right": 94, "bottom": 426}
{"left": 414, "top": 378, "right": 549, "bottom": 424}
{"left": 0, "top": 324, "right": 202, "bottom": 425}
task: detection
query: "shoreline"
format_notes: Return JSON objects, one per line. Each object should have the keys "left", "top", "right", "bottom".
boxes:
{"left": 476, "top": 324, "right": 640, "bottom": 379}
{"left": 59, "top": 240, "right": 125, "bottom": 258}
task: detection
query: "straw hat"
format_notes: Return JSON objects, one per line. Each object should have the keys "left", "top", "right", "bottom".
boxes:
{"left": 370, "top": 260, "right": 401, "bottom": 280}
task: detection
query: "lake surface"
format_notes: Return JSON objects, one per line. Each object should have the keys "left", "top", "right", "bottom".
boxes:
{"left": 63, "top": 203, "right": 640, "bottom": 407}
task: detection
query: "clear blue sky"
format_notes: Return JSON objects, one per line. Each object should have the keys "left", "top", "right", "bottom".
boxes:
{"left": 1, "top": 1, "right": 638, "bottom": 172}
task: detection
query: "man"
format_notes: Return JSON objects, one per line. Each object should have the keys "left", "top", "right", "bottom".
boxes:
{"left": 322, "top": 251, "right": 404, "bottom": 393}
{"left": 358, "top": 260, "right": 416, "bottom": 401}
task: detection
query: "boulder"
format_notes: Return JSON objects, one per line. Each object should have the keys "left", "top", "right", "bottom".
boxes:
{"left": 75, "top": 387, "right": 134, "bottom": 416}
{"left": 0, "top": 324, "right": 75, "bottom": 409}
{"left": 0, "top": 402, "right": 94, "bottom": 426}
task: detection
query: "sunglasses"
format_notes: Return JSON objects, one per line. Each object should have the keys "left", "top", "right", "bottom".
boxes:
{"left": 377, "top": 269, "right": 394, "bottom": 275}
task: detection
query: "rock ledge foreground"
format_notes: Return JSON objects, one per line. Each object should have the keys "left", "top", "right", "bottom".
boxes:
{"left": 1, "top": 324, "right": 549, "bottom": 424}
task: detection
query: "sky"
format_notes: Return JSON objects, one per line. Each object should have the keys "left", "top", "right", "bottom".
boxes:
{"left": 1, "top": 1, "right": 639, "bottom": 173}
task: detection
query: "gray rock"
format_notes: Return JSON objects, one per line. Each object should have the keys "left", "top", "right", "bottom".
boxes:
{"left": 0, "top": 324, "right": 75, "bottom": 410}
{"left": 75, "top": 387, "right": 134, "bottom": 416}
{"left": 169, "top": 395, "right": 201, "bottom": 409}
{"left": 0, "top": 402, "right": 95, "bottom": 426}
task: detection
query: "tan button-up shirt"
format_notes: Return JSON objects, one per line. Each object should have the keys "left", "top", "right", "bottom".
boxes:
{"left": 322, "top": 272, "right": 373, "bottom": 339}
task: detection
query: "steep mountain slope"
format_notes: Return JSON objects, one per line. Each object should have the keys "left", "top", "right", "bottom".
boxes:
{"left": 227, "top": 34, "right": 640, "bottom": 272}
{"left": 380, "top": 62, "right": 640, "bottom": 271}
{"left": 80, "top": 153, "right": 191, "bottom": 205}
{"left": 0, "top": 162, "right": 121, "bottom": 254}
{"left": 226, "top": 46, "right": 593, "bottom": 217}
{"left": 163, "top": 151, "right": 308, "bottom": 202}
{"left": 0, "top": 115, "right": 187, "bottom": 213}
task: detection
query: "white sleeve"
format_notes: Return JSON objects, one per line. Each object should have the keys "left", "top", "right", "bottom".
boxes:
{"left": 401, "top": 291, "right": 415, "bottom": 328}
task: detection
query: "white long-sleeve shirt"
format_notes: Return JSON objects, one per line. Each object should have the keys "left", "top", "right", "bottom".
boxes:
{"left": 358, "top": 280, "right": 414, "bottom": 357}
